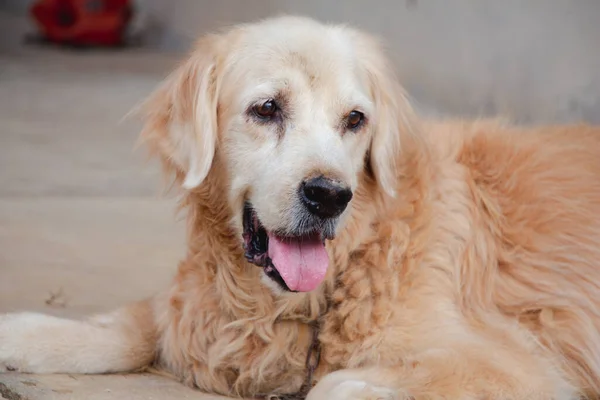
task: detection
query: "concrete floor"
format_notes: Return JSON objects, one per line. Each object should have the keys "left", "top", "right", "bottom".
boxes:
{"left": 0, "top": 37, "right": 185, "bottom": 317}
{"left": 0, "top": 15, "right": 230, "bottom": 399}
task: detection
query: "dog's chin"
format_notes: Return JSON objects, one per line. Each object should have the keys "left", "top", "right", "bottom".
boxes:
{"left": 242, "top": 202, "right": 335, "bottom": 293}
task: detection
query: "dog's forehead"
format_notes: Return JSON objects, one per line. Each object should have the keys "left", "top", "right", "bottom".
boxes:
{"left": 223, "top": 26, "right": 369, "bottom": 108}
{"left": 228, "top": 21, "right": 359, "bottom": 77}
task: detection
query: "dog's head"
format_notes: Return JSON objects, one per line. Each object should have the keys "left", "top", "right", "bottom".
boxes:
{"left": 140, "top": 16, "right": 414, "bottom": 294}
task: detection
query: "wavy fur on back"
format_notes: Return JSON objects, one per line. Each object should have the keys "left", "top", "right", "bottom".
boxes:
{"left": 2, "top": 16, "right": 600, "bottom": 400}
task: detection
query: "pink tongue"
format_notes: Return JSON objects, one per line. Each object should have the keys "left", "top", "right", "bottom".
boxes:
{"left": 267, "top": 233, "right": 329, "bottom": 292}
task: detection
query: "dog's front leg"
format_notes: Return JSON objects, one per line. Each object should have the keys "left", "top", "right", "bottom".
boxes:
{"left": 307, "top": 347, "right": 578, "bottom": 400}
{"left": 0, "top": 299, "right": 156, "bottom": 374}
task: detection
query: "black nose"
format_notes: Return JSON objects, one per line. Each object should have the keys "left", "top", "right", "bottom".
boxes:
{"left": 300, "top": 176, "right": 353, "bottom": 219}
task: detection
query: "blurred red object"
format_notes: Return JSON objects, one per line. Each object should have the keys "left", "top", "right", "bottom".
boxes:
{"left": 30, "top": 0, "right": 133, "bottom": 47}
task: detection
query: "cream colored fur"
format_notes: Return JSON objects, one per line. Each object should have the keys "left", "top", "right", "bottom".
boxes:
{"left": 2, "top": 16, "right": 600, "bottom": 400}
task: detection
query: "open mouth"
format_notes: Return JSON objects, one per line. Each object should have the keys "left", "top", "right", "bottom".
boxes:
{"left": 242, "top": 203, "right": 330, "bottom": 292}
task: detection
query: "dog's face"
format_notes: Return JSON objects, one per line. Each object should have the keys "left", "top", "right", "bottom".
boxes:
{"left": 141, "top": 17, "right": 413, "bottom": 294}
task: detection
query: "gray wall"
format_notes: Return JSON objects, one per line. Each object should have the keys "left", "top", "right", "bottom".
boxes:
{"left": 147, "top": 0, "right": 600, "bottom": 125}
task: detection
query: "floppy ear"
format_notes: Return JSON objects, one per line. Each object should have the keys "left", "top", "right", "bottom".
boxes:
{"left": 138, "top": 35, "right": 221, "bottom": 190}
{"left": 361, "top": 37, "right": 418, "bottom": 198}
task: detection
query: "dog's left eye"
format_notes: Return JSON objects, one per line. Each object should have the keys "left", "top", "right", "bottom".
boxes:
{"left": 253, "top": 100, "right": 279, "bottom": 120}
{"left": 346, "top": 110, "right": 365, "bottom": 130}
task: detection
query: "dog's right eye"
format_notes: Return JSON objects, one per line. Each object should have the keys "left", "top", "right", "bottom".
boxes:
{"left": 253, "top": 100, "right": 278, "bottom": 120}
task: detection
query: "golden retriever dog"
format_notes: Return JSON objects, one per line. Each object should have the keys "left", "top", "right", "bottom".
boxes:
{"left": 2, "top": 15, "right": 600, "bottom": 400}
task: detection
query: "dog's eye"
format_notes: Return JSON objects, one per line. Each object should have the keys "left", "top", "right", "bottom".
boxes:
{"left": 253, "top": 100, "right": 278, "bottom": 119}
{"left": 346, "top": 110, "right": 365, "bottom": 130}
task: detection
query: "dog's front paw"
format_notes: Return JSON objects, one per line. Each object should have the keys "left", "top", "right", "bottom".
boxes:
{"left": 307, "top": 379, "right": 404, "bottom": 400}
{"left": 0, "top": 312, "right": 57, "bottom": 373}
{"left": 0, "top": 313, "right": 30, "bottom": 372}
